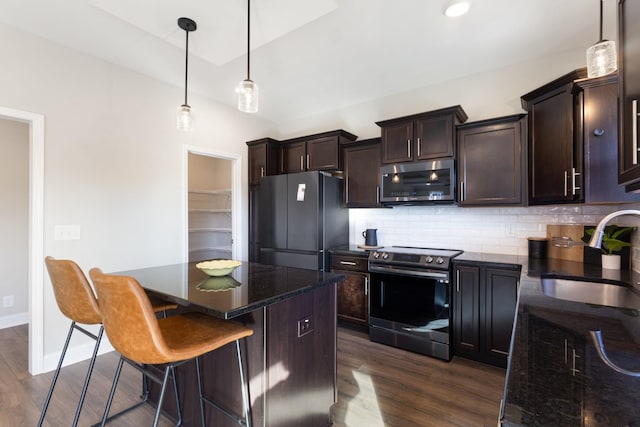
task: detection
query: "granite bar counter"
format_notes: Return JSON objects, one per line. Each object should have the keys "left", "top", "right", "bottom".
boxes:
{"left": 114, "top": 261, "right": 345, "bottom": 427}
{"left": 498, "top": 257, "right": 640, "bottom": 426}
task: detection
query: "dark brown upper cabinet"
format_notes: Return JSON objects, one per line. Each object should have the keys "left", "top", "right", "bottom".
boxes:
{"left": 456, "top": 115, "right": 527, "bottom": 206}
{"left": 576, "top": 74, "right": 640, "bottom": 203}
{"left": 376, "top": 105, "right": 468, "bottom": 164}
{"left": 521, "top": 69, "right": 587, "bottom": 205}
{"left": 279, "top": 130, "right": 357, "bottom": 174}
{"left": 342, "top": 138, "right": 382, "bottom": 208}
{"left": 247, "top": 138, "right": 280, "bottom": 186}
{"left": 618, "top": 0, "right": 640, "bottom": 189}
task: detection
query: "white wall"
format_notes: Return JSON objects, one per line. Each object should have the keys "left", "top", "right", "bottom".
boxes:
{"left": 0, "top": 22, "right": 276, "bottom": 362}
{"left": 273, "top": 48, "right": 587, "bottom": 139}
{"left": 0, "top": 118, "right": 29, "bottom": 323}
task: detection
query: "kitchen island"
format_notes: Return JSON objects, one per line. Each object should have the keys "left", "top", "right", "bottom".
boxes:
{"left": 115, "top": 261, "right": 343, "bottom": 427}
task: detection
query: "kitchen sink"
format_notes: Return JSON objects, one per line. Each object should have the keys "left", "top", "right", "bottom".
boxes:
{"left": 540, "top": 276, "right": 640, "bottom": 310}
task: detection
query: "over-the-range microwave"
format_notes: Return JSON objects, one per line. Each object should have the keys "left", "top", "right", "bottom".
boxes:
{"left": 380, "top": 158, "right": 455, "bottom": 204}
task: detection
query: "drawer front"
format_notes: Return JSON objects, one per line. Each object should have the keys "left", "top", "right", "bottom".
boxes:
{"left": 330, "top": 254, "right": 368, "bottom": 272}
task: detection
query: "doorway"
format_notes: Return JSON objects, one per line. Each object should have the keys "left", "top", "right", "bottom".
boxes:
{"left": 0, "top": 106, "right": 45, "bottom": 375}
{"left": 184, "top": 147, "right": 241, "bottom": 262}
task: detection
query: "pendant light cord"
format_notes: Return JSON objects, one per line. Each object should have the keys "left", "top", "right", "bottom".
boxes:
{"left": 599, "top": 0, "right": 604, "bottom": 42}
{"left": 184, "top": 29, "right": 190, "bottom": 106}
{"left": 247, "top": 0, "right": 251, "bottom": 80}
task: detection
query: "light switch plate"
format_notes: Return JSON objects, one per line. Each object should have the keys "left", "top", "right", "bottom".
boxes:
{"left": 54, "top": 225, "right": 81, "bottom": 240}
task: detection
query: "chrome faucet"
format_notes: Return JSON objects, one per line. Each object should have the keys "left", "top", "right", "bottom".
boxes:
{"left": 588, "top": 209, "right": 640, "bottom": 249}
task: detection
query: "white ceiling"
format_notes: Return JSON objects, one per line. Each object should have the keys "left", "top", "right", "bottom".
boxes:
{"left": 0, "top": 0, "right": 617, "bottom": 125}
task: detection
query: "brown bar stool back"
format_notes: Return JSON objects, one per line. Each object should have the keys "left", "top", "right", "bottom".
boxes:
{"left": 89, "top": 268, "right": 254, "bottom": 427}
{"left": 38, "top": 257, "right": 177, "bottom": 427}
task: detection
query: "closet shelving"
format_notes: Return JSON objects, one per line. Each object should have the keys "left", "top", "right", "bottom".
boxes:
{"left": 188, "top": 189, "right": 232, "bottom": 262}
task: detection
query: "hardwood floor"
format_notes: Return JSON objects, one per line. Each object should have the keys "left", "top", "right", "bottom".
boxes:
{"left": 332, "top": 326, "right": 505, "bottom": 427}
{"left": 0, "top": 324, "right": 505, "bottom": 427}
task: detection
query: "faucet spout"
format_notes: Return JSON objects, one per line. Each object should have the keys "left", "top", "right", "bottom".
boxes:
{"left": 588, "top": 209, "right": 640, "bottom": 249}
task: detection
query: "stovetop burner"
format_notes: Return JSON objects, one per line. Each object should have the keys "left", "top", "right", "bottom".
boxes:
{"left": 374, "top": 246, "right": 463, "bottom": 257}
{"left": 368, "top": 246, "right": 463, "bottom": 270}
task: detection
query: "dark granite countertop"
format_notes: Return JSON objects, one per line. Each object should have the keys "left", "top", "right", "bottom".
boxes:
{"left": 114, "top": 261, "right": 344, "bottom": 319}
{"left": 498, "top": 257, "right": 640, "bottom": 426}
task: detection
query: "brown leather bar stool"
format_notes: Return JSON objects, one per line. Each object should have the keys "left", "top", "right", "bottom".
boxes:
{"left": 89, "top": 268, "right": 254, "bottom": 427}
{"left": 38, "top": 257, "right": 177, "bottom": 427}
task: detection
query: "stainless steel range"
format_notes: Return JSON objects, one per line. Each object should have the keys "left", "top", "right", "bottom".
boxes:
{"left": 368, "top": 246, "right": 463, "bottom": 361}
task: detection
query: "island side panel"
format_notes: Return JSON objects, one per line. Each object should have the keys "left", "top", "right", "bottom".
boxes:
{"left": 265, "top": 282, "right": 337, "bottom": 427}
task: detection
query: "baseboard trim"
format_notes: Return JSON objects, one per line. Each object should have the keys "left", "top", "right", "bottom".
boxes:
{"left": 0, "top": 312, "right": 28, "bottom": 329}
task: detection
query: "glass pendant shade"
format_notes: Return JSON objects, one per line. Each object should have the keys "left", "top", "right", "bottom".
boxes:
{"left": 586, "top": 40, "right": 617, "bottom": 78}
{"left": 176, "top": 104, "right": 193, "bottom": 132}
{"left": 237, "top": 79, "right": 259, "bottom": 113}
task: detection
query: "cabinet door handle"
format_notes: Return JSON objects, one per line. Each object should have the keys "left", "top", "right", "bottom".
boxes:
{"left": 563, "top": 170, "right": 568, "bottom": 197}
{"left": 460, "top": 181, "right": 465, "bottom": 202}
{"left": 306, "top": 154, "right": 310, "bottom": 170}
{"left": 571, "top": 349, "right": 581, "bottom": 376}
{"left": 340, "top": 261, "right": 357, "bottom": 266}
{"left": 564, "top": 338, "right": 568, "bottom": 365}
{"left": 364, "top": 276, "right": 369, "bottom": 296}
{"left": 456, "top": 270, "right": 460, "bottom": 292}
{"left": 571, "top": 167, "right": 580, "bottom": 195}
{"left": 300, "top": 155, "right": 304, "bottom": 171}
{"left": 407, "top": 139, "right": 411, "bottom": 158}
{"left": 260, "top": 167, "right": 264, "bottom": 178}
{"left": 633, "top": 99, "right": 639, "bottom": 165}
{"left": 376, "top": 186, "right": 380, "bottom": 204}
{"left": 417, "top": 138, "right": 421, "bottom": 157}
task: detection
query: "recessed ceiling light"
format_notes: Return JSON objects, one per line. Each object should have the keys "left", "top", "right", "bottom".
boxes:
{"left": 444, "top": 0, "right": 471, "bottom": 18}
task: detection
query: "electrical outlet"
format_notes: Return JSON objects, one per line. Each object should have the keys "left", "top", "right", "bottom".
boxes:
{"left": 54, "top": 225, "right": 81, "bottom": 241}
{"left": 3, "top": 295, "right": 14, "bottom": 308}
{"left": 297, "top": 316, "right": 313, "bottom": 337}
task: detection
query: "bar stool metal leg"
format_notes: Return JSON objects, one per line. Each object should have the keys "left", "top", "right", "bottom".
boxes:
{"left": 237, "top": 340, "right": 252, "bottom": 427}
{"left": 38, "top": 321, "right": 103, "bottom": 427}
{"left": 197, "top": 339, "right": 252, "bottom": 427}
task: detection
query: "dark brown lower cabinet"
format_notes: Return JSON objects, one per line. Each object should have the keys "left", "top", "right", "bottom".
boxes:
{"left": 453, "top": 261, "right": 520, "bottom": 368}
{"left": 330, "top": 253, "right": 369, "bottom": 326}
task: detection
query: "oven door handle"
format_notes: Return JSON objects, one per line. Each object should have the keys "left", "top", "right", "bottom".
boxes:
{"left": 368, "top": 264, "right": 449, "bottom": 279}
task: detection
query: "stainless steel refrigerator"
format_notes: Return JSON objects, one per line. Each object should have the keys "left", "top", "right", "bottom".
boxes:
{"left": 258, "top": 171, "right": 349, "bottom": 271}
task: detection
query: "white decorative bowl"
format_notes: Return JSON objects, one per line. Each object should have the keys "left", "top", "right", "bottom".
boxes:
{"left": 196, "top": 259, "right": 241, "bottom": 277}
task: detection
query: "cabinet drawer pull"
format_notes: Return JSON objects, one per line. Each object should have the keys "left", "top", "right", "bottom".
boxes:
{"left": 633, "top": 99, "right": 639, "bottom": 166}
{"left": 593, "top": 128, "right": 605, "bottom": 136}
{"left": 340, "top": 261, "right": 357, "bottom": 266}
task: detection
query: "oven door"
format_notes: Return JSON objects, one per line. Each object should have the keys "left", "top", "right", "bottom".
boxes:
{"left": 368, "top": 269, "right": 451, "bottom": 360}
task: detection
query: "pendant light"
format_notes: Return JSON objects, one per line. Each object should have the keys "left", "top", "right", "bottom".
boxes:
{"left": 586, "top": 0, "right": 617, "bottom": 78}
{"left": 177, "top": 17, "right": 197, "bottom": 131}
{"left": 236, "top": 0, "right": 259, "bottom": 113}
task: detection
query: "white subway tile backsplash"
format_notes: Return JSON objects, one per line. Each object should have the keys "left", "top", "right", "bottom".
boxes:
{"left": 349, "top": 203, "right": 640, "bottom": 260}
